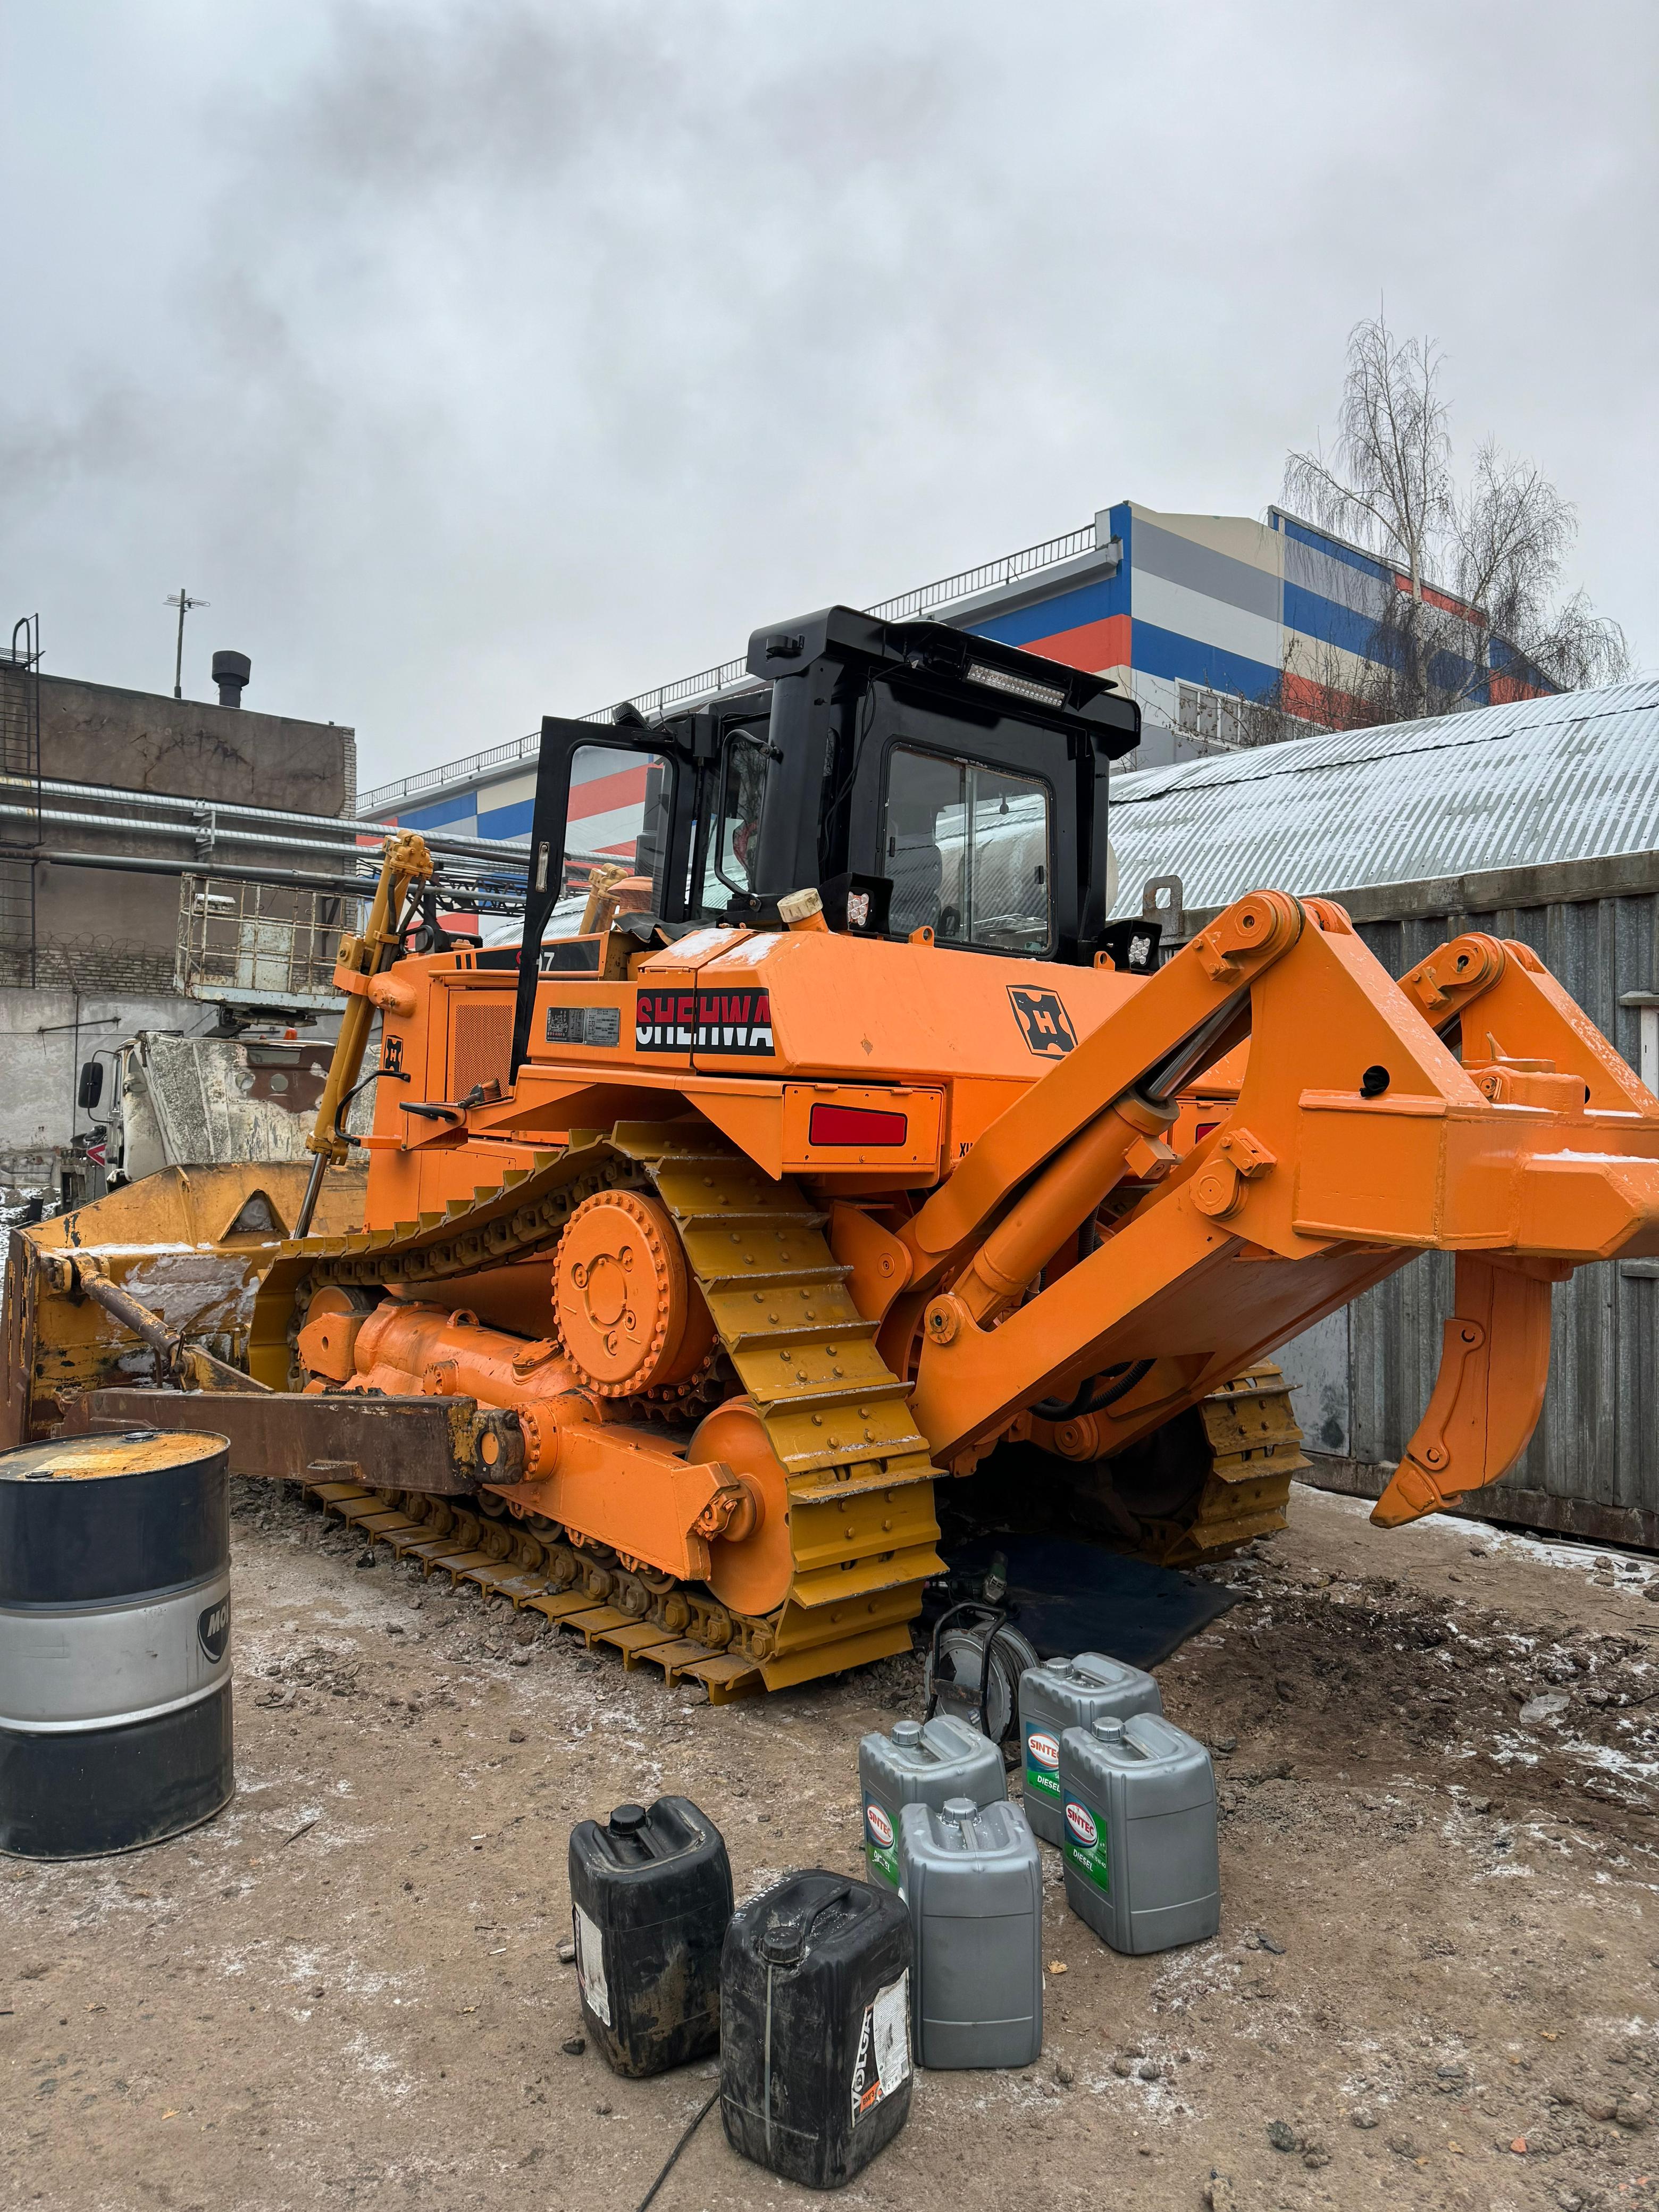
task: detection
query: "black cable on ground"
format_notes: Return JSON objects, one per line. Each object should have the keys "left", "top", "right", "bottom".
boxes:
{"left": 636, "top": 2083, "right": 720, "bottom": 2211}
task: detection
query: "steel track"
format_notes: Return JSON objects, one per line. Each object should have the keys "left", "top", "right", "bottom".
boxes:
{"left": 272, "top": 1122, "right": 944, "bottom": 1698}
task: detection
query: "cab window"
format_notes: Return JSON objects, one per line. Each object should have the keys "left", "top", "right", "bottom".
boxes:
{"left": 884, "top": 747, "right": 1051, "bottom": 953}
{"left": 700, "top": 731, "right": 771, "bottom": 912}
{"left": 557, "top": 742, "right": 678, "bottom": 918}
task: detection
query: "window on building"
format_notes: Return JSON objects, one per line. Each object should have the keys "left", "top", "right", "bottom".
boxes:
{"left": 1177, "top": 683, "right": 1246, "bottom": 748}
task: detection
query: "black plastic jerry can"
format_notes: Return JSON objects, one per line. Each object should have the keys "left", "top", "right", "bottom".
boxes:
{"left": 720, "top": 1870, "right": 915, "bottom": 2190}
{"left": 567, "top": 1796, "right": 733, "bottom": 2077}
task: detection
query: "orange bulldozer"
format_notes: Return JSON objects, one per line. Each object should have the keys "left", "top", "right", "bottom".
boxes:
{"left": 11, "top": 607, "right": 1659, "bottom": 1700}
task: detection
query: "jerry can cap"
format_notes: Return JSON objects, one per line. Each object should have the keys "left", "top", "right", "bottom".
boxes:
{"left": 942, "top": 1796, "right": 977, "bottom": 1821}
{"left": 608, "top": 1803, "right": 648, "bottom": 1834}
{"left": 1092, "top": 1717, "right": 1127, "bottom": 1743}
{"left": 891, "top": 1720, "right": 923, "bottom": 1748}
{"left": 760, "top": 1917, "right": 805, "bottom": 1965}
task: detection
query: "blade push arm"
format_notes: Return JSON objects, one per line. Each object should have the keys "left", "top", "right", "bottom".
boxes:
{"left": 896, "top": 890, "right": 1305, "bottom": 1300}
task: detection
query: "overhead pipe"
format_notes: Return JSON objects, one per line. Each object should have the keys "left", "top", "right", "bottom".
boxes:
{"left": 0, "top": 772, "right": 529, "bottom": 869}
{"left": 0, "top": 798, "right": 528, "bottom": 882}
{"left": 7, "top": 845, "right": 525, "bottom": 908}
{"left": 0, "top": 796, "right": 487, "bottom": 869}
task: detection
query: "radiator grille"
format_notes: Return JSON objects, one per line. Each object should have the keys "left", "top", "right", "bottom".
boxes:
{"left": 450, "top": 997, "right": 514, "bottom": 1100}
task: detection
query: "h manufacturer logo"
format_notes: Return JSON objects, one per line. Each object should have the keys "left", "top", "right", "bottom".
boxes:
{"left": 1007, "top": 986, "right": 1077, "bottom": 1059}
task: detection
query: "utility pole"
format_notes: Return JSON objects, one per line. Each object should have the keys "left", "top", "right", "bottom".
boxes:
{"left": 164, "top": 588, "right": 208, "bottom": 699}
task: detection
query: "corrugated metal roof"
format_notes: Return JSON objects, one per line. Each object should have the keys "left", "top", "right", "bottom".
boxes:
{"left": 1106, "top": 676, "right": 1659, "bottom": 917}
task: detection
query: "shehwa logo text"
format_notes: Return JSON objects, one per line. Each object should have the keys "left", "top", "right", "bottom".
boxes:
{"left": 635, "top": 988, "right": 775, "bottom": 1056}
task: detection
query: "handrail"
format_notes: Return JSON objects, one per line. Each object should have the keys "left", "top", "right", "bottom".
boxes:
{"left": 358, "top": 520, "right": 1108, "bottom": 813}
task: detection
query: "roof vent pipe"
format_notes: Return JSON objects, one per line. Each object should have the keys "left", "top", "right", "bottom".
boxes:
{"left": 212, "top": 650, "right": 250, "bottom": 708}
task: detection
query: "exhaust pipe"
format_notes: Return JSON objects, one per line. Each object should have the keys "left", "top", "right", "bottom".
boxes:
{"left": 212, "top": 650, "right": 250, "bottom": 708}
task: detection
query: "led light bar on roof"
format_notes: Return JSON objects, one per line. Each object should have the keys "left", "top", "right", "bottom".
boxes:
{"left": 965, "top": 659, "right": 1068, "bottom": 710}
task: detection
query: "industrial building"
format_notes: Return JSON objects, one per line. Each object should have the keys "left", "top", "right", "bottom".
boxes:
{"left": 361, "top": 497, "right": 1548, "bottom": 851}
{"left": 0, "top": 644, "right": 361, "bottom": 1189}
{"left": 0, "top": 636, "right": 537, "bottom": 1198}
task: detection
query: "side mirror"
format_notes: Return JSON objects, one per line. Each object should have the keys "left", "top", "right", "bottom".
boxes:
{"left": 77, "top": 1061, "right": 104, "bottom": 1111}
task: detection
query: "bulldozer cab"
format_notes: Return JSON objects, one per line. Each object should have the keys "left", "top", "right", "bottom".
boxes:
{"left": 510, "top": 606, "right": 1141, "bottom": 1071}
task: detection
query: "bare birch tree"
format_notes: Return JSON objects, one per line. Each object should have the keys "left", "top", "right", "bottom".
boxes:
{"left": 1270, "top": 315, "right": 1628, "bottom": 734}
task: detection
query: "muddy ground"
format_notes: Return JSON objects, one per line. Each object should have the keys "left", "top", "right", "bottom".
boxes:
{"left": 5, "top": 1479, "right": 1659, "bottom": 2212}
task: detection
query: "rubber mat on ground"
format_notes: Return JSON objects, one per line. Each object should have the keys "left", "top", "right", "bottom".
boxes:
{"left": 924, "top": 1536, "right": 1239, "bottom": 1671}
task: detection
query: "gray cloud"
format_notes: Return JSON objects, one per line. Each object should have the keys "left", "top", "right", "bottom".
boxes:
{"left": 3, "top": 0, "right": 1655, "bottom": 785}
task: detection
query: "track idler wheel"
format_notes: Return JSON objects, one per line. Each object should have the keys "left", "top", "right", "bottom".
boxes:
{"left": 686, "top": 1395, "right": 792, "bottom": 1616}
{"left": 554, "top": 1189, "right": 716, "bottom": 1397}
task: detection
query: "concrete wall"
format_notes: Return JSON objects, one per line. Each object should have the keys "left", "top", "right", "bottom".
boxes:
{"left": 17, "top": 673, "right": 358, "bottom": 994}
{"left": 1, "top": 672, "right": 358, "bottom": 1171}
{"left": 39, "top": 674, "right": 352, "bottom": 814}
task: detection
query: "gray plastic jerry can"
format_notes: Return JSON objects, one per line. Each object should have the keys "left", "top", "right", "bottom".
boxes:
{"left": 898, "top": 1796, "right": 1043, "bottom": 2069}
{"left": 1059, "top": 1713, "right": 1219, "bottom": 1955}
{"left": 1017, "top": 1652, "right": 1163, "bottom": 1846}
{"left": 858, "top": 1715, "right": 1006, "bottom": 1889}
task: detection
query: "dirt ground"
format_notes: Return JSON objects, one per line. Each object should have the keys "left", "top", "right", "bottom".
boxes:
{"left": 6, "top": 1479, "right": 1659, "bottom": 2212}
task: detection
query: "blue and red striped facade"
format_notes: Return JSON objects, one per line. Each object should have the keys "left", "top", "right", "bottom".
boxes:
{"left": 965, "top": 502, "right": 1550, "bottom": 736}
{"left": 369, "top": 499, "right": 1552, "bottom": 848}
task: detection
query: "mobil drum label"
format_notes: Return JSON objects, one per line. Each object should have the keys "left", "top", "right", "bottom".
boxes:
{"left": 197, "top": 1596, "right": 231, "bottom": 1664}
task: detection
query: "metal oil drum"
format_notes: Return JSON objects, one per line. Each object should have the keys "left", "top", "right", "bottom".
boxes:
{"left": 0, "top": 1428, "right": 233, "bottom": 1858}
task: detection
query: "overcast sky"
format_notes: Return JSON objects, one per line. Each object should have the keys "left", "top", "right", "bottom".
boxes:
{"left": 4, "top": 1, "right": 1655, "bottom": 795}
